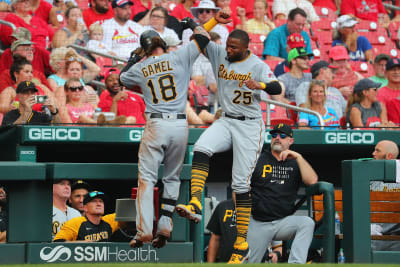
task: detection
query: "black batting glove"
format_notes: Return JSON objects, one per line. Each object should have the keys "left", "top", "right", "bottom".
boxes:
{"left": 181, "top": 17, "right": 199, "bottom": 31}
{"left": 265, "top": 80, "right": 282, "bottom": 95}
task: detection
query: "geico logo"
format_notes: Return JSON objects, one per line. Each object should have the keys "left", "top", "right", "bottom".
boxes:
{"left": 28, "top": 128, "right": 81, "bottom": 141}
{"left": 325, "top": 132, "right": 374, "bottom": 144}
{"left": 20, "top": 150, "right": 35, "bottom": 155}
{"left": 40, "top": 246, "right": 72, "bottom": 262}
{"left": 129, "top": 130, "right": 143, "bottom": 142}
{"left": 73, "top": 246, "right": 158, "bottom": 262}
{"left": 264, "top": 134, "right": 272, "bottom": 143}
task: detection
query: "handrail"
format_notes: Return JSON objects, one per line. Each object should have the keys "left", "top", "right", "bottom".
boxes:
{"left": 262, "top": 97, "right": 325, "bottom": 129}
{"left": 383, "top": 3, "right": 400, "bottom": 11}
{"left": 68, "top": 44, "right": 128, "bottom": 63}
{"left": 0, "top": 19, "right": 16, "bottom": 32}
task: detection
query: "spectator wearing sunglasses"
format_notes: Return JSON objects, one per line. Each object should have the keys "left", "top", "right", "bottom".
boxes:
{"left": 248, "top": 123, "right": 318, "bottom": 263}
{"left": 54, "top": 191, "right": 120, "bottom": 242}
{"left": 182, "top": 0, "right": 229, "bottom": 46}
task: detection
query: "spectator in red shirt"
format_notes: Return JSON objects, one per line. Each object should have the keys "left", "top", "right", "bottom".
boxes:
{"left": 0, "top": 0, "right": 52, "bottom": 49}
{"left": 169, "top": 0, "right": 196, "bottom": 20}
{"left": 0, "top": 39, "right": 51, "bottom": 94}
{"left": 340, "top": 0, "right": 390, "bottom": 28}
{"left": 0, "top": 27, "right": 52, "bottom": 77}
{"left": 98, "top": 69, "right": 146, "bottom": 125}
{"left": 30, "top": 0, "right": 54, "bottom": 24}
{"left": 130, "top": 0, "right": 152, "bottom": 19}
{"left": 82, "top": 0, "right": 114, "bottom": 28}
{"left": 377, "top": 58, "right": 400, "bottom": 108}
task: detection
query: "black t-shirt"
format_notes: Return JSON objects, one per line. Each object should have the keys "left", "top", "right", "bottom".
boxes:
{"left": 206, "top": 199, "right": 236, "bottom": 262}
{"left": 133, "top": 11, "right": 183, "bottom": 39}
{"left": 2, "top": 110, "right": 52, "bottom": 126}
{"left": 251, "top": 149, "right": 301, "bottom": 222}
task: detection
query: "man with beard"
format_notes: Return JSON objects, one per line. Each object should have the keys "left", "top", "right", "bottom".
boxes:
{"left": 83, "top": 0, "right": 115, "bottom": 28}
{"left": 0, "top": 186, "right": 7, "bottom": 243}
{"left": 69, "top": 180, "right": 91, "bottom": 215}
{"left": 101, "top": 0, "right": 144, "bottom": 60}
{"left": 247, "top": 124, "right": 318, "bottom": 263}
{"left": 176, "top": 29, "right": 282, "bottom": 263}
{"left": 98, "top": 68, "right": 146, "bottom": 125}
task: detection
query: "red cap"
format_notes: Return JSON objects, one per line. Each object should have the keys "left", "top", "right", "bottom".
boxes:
{"left": 105, "top": 68, "right": 120, "bottom": 81}
{"left": 329, "top": 46, "right": 349, "bottom": 61}
{"left": 287, "top": 33, "right": 305, "bottom": 49}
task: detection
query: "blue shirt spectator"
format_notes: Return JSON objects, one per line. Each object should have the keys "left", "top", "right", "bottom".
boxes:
{"left": 298, "top": 107, "right": 339, "bottom": 129}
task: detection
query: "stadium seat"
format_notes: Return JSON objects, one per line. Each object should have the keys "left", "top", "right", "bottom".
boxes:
{"left": 288, "top": 102, "right": 298, "bottom": 123}
{"left": 96, "top": 57, "right": 114, "bottom": 81}
{"left": 312, "top": 31, "right": 333, "bottom": 47}
{"left": 388, "top": 21, "right": 400, "bottom": 48}
{"left": 371, "top": 45, "right": 398, "bottom": 58}
{"left": 263, "top": 59, "right": 281, "bottom": 71}
{"left": 76, "top": 0, "right": 89, "bottom": 11}
{"left": 311, "top": 19, "right": 336, "bottom": 33}
{"left": 248, "top": 33, "right": 266, "bottom": 43}
{"left": 339, "top": 116, "right": 347, "bottom": 129}
{"left": 249, "top": 43, "right": 264, "bottom": 57}
{"left": 314, "top": 6, "right": 337, "bottom": 20}
{"left": 270, "top": 117, "right": 295, "bottom": 126}
{"left": 273, "top": 19, "right": 286, "bottom": 27}
{"left": 349, "top": 61, "right": 374, "bottom": 77}
{"left": 357, "top": 31, "right": 391, "bottom": 45}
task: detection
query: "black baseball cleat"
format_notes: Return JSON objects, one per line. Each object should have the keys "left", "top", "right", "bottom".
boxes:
{"left": 152, "top": 234, "right": 168, "bottom": 248}
{"left": 129, "top": 238, "right": 144, "bottom": 248}
{"left": 175, "top": 198, "right": 202, "bottom": 223}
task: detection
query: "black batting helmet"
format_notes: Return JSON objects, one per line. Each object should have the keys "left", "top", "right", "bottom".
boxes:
{"left": 140, "top": 30, "right": 167, "bottom": 52}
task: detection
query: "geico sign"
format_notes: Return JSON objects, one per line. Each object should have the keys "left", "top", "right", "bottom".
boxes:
{"left": 325, "top": 132, "right": 374, "bottom": 144}
{"left": 39, "top": 245, "right": 158, "bottom": 262}
{"left": 28, "top": 128, "right": 81, "bottom": 141}
{"left": 129, "top": 129, "right": 143, "bottom": 142}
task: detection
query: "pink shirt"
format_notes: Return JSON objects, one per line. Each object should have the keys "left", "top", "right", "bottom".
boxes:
{"left": 66, "top": 103, "right": 95, "bottom": 123}
{"left": 377, "top": 86, "right": 400, "bottom": 108}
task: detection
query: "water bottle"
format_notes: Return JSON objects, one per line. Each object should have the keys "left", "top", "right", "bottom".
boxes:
{"left": 337, "top": 248, "right": 345, "bottom": 263}
{"left": 335, "top": 212, "right": 341, "bottom": 235}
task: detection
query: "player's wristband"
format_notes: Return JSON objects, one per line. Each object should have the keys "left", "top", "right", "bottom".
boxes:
{"left": 203, "top": 17, "right": 218, "bottom": 32}
{"left": 259, "top": 82, "right": 266, "bottom": 89}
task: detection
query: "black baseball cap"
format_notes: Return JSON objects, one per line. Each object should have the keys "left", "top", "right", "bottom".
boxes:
{"left": 16, "top": 81, "right": 38, "bottom": 94}
{"left": 269, "top": 123, "right": 293, "bottom": 137}
{"left": 310, "top": 60, "right": 338, "bottom": 78}
{"left": 386, "top": 58, "right": 400, "bottom": 71}
{"left": 83, "top": 191, "right": 106, "bottom": 205}
{"left": 374, "top": 53, "right": 390, "bottom": 63}
{"left": 353, "top": 78, "right": 381, "bottom": 93}
{"left": 71, "top": 180, "right": 91, "bottom": 192}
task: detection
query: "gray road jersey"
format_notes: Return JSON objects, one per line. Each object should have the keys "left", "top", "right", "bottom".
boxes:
{"left": 204, "top": 42, "right": 276, "bottom": 118}
{"left": 121, "top": 41, "right": 201, "bottom": 114}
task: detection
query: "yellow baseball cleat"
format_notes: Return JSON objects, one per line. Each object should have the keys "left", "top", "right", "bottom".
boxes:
{"left": 228, "top": 242, "right": 250, "bottom": 264}
{"left": 175, "top": 198, "right": 202, "bottom": 223}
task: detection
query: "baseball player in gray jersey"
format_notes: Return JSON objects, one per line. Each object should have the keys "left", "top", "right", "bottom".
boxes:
{"left": 176, "top": 29, "right": 282, "bottom": 263}
{"left": 120, "top": 14, "right": 230, "bottom": 249}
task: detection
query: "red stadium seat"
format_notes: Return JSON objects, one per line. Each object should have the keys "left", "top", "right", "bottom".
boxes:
{"left": 314, "top": 6, "right": 337, "bottom": 20}
{"left": 312, "top": 31, "right": 333, "bottom": 47}
{"left": 248, "top": 33, "right": 266, "bottom": 43}
{"left": 76, "top": 0, "right": 89, "bottom": 11}
{"left": 288, "top": 102, "right": 298, "bottom": 123}
{"left": 270, "top": 117, "right": 295, "bottom": 126}
{"left": 388, "top": 21, "right": 400, "bottom": 42}
{"left": 263, "top": 59, "right": 281, "bottom": 71}
{"left": 371, "top": 45, "right": 398, "bottom": 58}
{"left": 311, "top": 19, "right": 336, "bottom": 33}
{"left": 357, "top": 31, "right": 390, "bottom": 45}
{"left": 349, "top": 61, "right": 374, "bottom": 77}
{"left": 339, "top": 116, "right": 347, "bottom": 129}
{"left": 249, "top": 43, "right": 264, "bottom": 57}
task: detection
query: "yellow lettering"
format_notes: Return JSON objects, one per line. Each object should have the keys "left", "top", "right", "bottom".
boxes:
{"left": 154, "top": 62, "right": 161, "bottom": 73}
{"left": 262, "top": 165, "right": 272, "bottom": 177}
{"left": 223, "top": 209, "right": 233, "bottom": 222}
{"left": 142, "top": 68, "right": 148, "bottom": 78}
{"left": 161, "top": 61, "right": 167, "bottom": 72}
{"left": 167, "top": 61, "right": 173, "bottom": 71}
{"left": 148, "top": 65, "right": 155, "bottom": 76}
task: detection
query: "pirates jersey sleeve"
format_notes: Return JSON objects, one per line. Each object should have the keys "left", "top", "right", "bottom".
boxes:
{"left": 102, "top": 213, "right": 119, "bottom": 234}
{"left": 53, "top": 217, "right": 86, "bottom": 242}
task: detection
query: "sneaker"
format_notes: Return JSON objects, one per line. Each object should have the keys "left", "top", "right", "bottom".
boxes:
{"left": 228, "top": 242, "right": 250, "bottom": 264}
{"left": 152, "top": 216, "right": 173, "bottom": 248}
{"left": 175, "top": 198, "right": 202, "bottom": 223}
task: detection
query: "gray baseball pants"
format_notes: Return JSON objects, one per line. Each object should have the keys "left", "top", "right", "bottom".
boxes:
{"left": 248, "top": 215, "right": 315, "bottom": 263}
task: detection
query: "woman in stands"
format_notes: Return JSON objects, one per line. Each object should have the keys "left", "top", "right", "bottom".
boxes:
{"left": 298, "top": 80, "right": 339, "bottom": 129}
{"left": 145, "top": 6, "right": 180, "bottom": 40}
{"left": 0, "top": 0, "right": 52, "bottom": 48}
{"left": 242, "top": 0, "right": 275, "bottom": 35}
{"left": 0, "top": 55, "right": 55, "bottom": 114}
{"left": 51, "top": 6, "right": 89, "bottom": 49}
{"left": 332, "top": 15, "right": 373, "bottom": 63}
{"left": 345, "top": 78, "right": 395, "bottom": 128}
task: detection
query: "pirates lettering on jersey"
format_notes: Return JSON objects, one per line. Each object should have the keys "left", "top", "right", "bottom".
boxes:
{"left": 262, "top": 164, "right": 294, "bottom": 184}
{"left": 84, "top": 231, "right": 109, "bottom": 241}
{"left": 142, "top": 60, "right": 173, "bottom": 78}
{"left": 218, "top": 64, "right": 252, "bottom": 87}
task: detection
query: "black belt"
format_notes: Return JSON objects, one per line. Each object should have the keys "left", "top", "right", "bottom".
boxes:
{"left": 150, "top": 113, "right": 186, "bottom": 119}
{"left": 224, "top": 113, "right": 256, "bottom": 121}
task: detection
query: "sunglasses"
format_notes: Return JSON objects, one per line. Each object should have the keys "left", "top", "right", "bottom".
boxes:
{"left": 270, "top": 132, "right": 289, "bottom": 139}
{"left": 89, "top": 191, "right": 104, "bottom": 197}
{"left": 198, "top": 9, "right": 212, "bottom": 14}
{"left": 68, "top": 85, "right": 84, "bottom": 91}
{"left": 68, "top": 56, "right": 82, "bottom": 62}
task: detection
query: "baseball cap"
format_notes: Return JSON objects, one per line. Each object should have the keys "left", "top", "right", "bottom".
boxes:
{"left": 269, "top": 123, "right": 293, "bottom": 137}
{"left": 111, "top": 0, "right": 133, "bottom": 8}
{"left": 374, "top": 53, "right": 390, "bottom": 63}
{"left": 386, "top": 58, "right": 400, "bottom": 70}
{"left": 83, "top": 191, "right": 107, "bottom": 205}
{"left": 288, "top": 47, "right": 313, "bottom": 63}
{"left": 164, "top": 35, "right": 182, "bottom": 47}
{"left": 353, "top": 78, "right": 381, "bottom": 93}
{"left": 310, "top": 60, "right": 337, "bottom": 78}
{"left": 287, "top": 33, "right": 305, "bottom": 49}
{"left": 190, "top": 0, "right": 220, "bottom": 19}
{"left": 105, "top": 68, "right": 120, "bottom": 81}
{"left": 11, "top": 27, "right": 31, "bottom": 41}
{"left": 16, "top": 81, "right": 39, "bottom": 94}
{"left": 11, "top": 39, "right": 34, "bottom": 52}
{"left": 71, "top": 180, "right": 91, "bottom": 192}
{"left": 337, "top": 15, "right": 359, "bottom": 29}
{"left": 329, "top": 45, "right": 349, "bottom": 61}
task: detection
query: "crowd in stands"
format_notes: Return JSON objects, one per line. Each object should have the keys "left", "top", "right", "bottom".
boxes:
{"left": 0, "top": 0, "right": 399, "bottom": 129}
